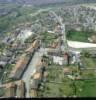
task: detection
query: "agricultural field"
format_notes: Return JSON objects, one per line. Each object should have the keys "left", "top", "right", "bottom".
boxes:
{"left": 38, "top": 56, "right": 96, "bottom": 97}
{"left": 74, "top": 80, "right": 96, "bottom": 97}
{"left": 38, "top": 64, "right": 75, "bottom": 97}
{"left": 82, "top": 57, "right": 96, "bottom": 68}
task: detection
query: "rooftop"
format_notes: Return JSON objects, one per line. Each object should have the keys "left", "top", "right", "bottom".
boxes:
{"left": 33, "top": 72, "right": 42, "bottom": 80}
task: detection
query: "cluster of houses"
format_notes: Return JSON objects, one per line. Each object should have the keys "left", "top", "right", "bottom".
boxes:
{"left": 45, "top": 47, "right": 81, "bottom": 66}
{"left": 0, "top": 26, "right": 40, "bottom": 84}
{"left": 46, "top": 49, "right": 68, "bottom": 66}
{"left": 57, "top": 6, "right": 96, "bottom": 32}
{"left": 0, "top": 29, "right": 41, "bottom": 97}
{"left": 9, "top": 39, "right": 40, "bottom": 81}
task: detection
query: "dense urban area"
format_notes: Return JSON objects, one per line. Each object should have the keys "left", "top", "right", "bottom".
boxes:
{"left": 0, "top": 1, "right": 96, "bottom": 98}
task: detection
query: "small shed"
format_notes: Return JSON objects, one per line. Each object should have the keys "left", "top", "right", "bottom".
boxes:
{"left": 63, "top": 67, "right": 71, "bottom": 75}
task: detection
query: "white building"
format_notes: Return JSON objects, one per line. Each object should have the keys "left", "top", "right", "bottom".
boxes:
{"left": 47, "top": 50, "right": 68, "bottom": 66}
{"left": 17, "top": 29, "right": 33, "bottom": 43}
{"left": 53, "top": 56, "right": 64, "bottom": 65}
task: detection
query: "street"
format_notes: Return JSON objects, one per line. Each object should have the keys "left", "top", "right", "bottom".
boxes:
{"left": 22, "top": 48, "right": 45, "bottom": 97}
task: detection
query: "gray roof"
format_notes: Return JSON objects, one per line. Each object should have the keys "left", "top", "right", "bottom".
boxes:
{"left": 9, "top": 64, "right": 27, "bottom": 80}
{"left": 89, "top": 51, "right": 96, "bottom": 55}
{"left": 9, "top": 56, "right": 31, "bottom": 80}
{"left": 0, "top": 56, "right": 10, "bottom": 62}
{"left": 0, "top": 61, "right": 7, "bottom": 66}
{"left": 48, "top": 51, "right": 64, "bottom": 57}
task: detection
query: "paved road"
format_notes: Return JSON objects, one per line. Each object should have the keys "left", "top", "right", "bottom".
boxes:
{"left": 22, "top": 48, "right": 45, "bottom": 97}
{"left": 30, "top": 8, "right": 52, "bottom": 17}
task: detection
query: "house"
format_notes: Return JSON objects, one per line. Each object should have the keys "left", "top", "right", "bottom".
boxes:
{"left": 25, "top": 39, "right": 40, "bottom": 54}
{"left": 78, "top": 62, "right": 85, "bottom": 70}
{"left": 68, "top": 51, "right": 81, "bottom": 64}
{"left": 31, "top": 70, "right": 43, "bottom": 91}
{"left": 88, "top": 35, "right": 96, "bottom": 43}
{"left": 88, "top": 51, "right": 96, "bottom": 58}
{"left": 66, "top": 24, "right": 82, "bottom": 31}
{"left": 47, "top": 50, "right": 68, "bottom": 65}
{"left": 31, "top": 74, "right": 42, "bottom": 90}
{"left": 33, "top": 72, "right": 42, "bottom": 80}
{"left": 0, "top": 61, "right": 7, "bottom": 67}
{"left": 53, "top": 56, "right": 64, "bottom": 65}
{"left": 63, "top": 67, "right": 71, "bottom": 75}
{"left": 0, "top": 61, "right": 6, "bottom": 72}
{"left": 0, "top": 56, "right": 10, "bottom": 62}
{"left": 31, "top": 79, "right": 40, "bottom": 90}
{"left": 29, "top": 90, "right": 37, "bottom": 97}
{"left": 2, "top": 37, "right": 10, "bottom": 44}
{"left": 43, "top": 71, "right": 48, "bottom": 83}
{"left": 35, "top": 57, "right": 46, "bottom": 75}
{"left": 17, "top": 29, "right": 33, "bottom": 43}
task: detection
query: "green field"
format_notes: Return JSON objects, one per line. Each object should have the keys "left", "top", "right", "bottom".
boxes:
{"left": 81, "top": 56, "right": 96, "bottom": 68}
{"left": 75, "top": 80, "right": 96, "bottom": 97}
{"left": 38, "top": 65, "right": 75, "bottom": 97}
{"left": 40, "top": 32, "right": 57, "bottom": 47}
{"left": 38, "top": 57, "right": 96, "bottom": 97}
{"left": 67, "top": 30, "right": 92, "bottom": 42}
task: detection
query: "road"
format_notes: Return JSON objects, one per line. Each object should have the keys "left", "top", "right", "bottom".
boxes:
{"left": 22, "top": 48, "right": 45, "bottom": 97}
{"left": 30, "top": 8, "right": 52, "bottom": 17}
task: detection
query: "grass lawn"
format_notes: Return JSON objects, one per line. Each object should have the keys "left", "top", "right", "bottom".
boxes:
{"left": 81, "top": 56, "right": 96, "bottom": 68}
{"left": 38, "top": 61, "right": 96, "bottom": 97}
{"left": 75, "top": 56, "right": 96, "bottom": 97}
{"left": 75, "top": 80, "right": 96, "bottom": 97}
{"left": 38, "top": 64, "right": 75, "bottom": 97}
{"left": 67, "top": 30, "right": 91, "bottom": 42}
{"left": 40, "top": 32, "right": 57, "bottom": 46}
{"left": 42, "top": 81, "right": 74, "bottom": 97}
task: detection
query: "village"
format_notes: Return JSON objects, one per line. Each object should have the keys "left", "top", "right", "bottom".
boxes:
{"left": 0, "top": 4, "right": 96, "bottom": 98}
